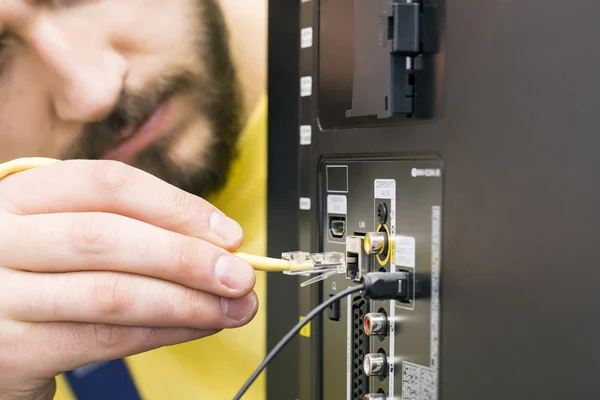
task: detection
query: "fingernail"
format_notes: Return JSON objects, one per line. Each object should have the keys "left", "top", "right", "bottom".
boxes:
{"left": 221, "top": 294, "right": 257, "bottom": 321}
{"left": 210, "top": 212, "right": 243, "bottom": 242}
{"left": 215, "top": 255, "right": 254, "bottom": 291}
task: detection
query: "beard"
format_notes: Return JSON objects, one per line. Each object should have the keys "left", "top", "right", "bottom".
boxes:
{"left": 63, "top": 0, "right": 243, "bottom": 199}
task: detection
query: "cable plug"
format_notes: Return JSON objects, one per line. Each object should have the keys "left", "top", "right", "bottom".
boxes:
{"left": 362, "top": 271, "right": 410, "bottom": 302}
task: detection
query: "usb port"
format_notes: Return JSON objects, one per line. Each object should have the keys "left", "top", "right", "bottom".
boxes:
{"left": 329, "top": 216, "right": 346, "bottom": 239}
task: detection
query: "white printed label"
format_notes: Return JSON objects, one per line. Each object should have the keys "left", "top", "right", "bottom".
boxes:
{"left": 300, "top": 27, "right": 313, "bottom": 48}
{"left": 299, "top": 197, "right": 311, "bottom": 210}
{"left": 411, "top": 168, "right": 442, "bottom": 178}
{"left": 300, "top": 125, "right": 312, "bottom": 145}
{"left": 402, "top": 362, "right": 437, "bottom": 400}
{"left": 327, "top": 195, "right": 347, "bottom": 215}
{"left": 374, "top": 179, "right": 395, "bottom": 199}
{"left": 300, "top": 76, "right": 312, "bottom": 97}
{"left": 396, "top": 236, "right": 416, "bottom": 268}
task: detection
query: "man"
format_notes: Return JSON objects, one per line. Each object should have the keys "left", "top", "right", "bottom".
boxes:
{"left": 0, "top": 0, "right": 268, "bottom": 399}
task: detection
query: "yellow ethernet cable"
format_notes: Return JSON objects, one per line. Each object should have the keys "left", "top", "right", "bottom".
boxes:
{"left": 0, "top": 157, "right": 319, "bottom": 273}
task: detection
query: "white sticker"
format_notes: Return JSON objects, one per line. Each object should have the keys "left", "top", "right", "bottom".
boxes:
{"left": 300, "top": 76, "right": 312, "bottom": 97}
{"left": 397, "top": 206, "right": 442, "bottom": 400}
{"left": 396, "top": 236, "right": 416, "bottom": 268}
{"left": 327, "top": 195, "right": 347, "bottom": 215}
{"left": 300, "top": 125, "right": 312, "bottom": 145}
{"left": 300, "top": 27, "right": 313, "bottom": 49}
{"left": 299, "top": 197, "right": 311, "bottom": 210}
{"left": 301, "top": 0, "right": 311, "bottom": 2}
{"left": 402, "top": 362, "right": 437, "bottom": 400}
{"left": 374, "top": 179, "right": 395, "bottom": 199}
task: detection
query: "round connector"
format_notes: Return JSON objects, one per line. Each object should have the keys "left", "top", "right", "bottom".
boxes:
{"left": 363, "top": 352, "right": 386, "bottom": 377}
{"left": 364, "top": 232, "right": 387, "bottom": 255}
{"left": 364, "top": 394, "right": 386, "bottom": 400}
{"left": 363, "top": 312, "right": 388, "bottom": 336}
{"left": 375, "top": 225, "right": 391, "bottom": 266}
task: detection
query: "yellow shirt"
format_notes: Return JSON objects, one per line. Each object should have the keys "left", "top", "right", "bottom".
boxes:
{"left": 55, "top": 94, "right": 268, "bottom": 399}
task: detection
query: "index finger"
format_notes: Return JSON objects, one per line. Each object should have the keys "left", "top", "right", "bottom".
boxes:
{"left": 0, "top": 159, "right": 243, "bottom": 250}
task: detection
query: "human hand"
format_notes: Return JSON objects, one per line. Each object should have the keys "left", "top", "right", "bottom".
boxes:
{"left": 0, "top": 160, "right": 257, "bottom": 400}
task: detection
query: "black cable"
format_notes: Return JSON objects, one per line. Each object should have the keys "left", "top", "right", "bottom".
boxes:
{"left": 232, "top": 284, "right": 365, "bottom": 400}
{"left": 233, "top": 271, "right": 409, "bottom": 399}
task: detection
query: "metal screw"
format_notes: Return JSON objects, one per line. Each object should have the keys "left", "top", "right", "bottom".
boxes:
{"left": 377, "top": 202, "right": 388, "bottom": 224}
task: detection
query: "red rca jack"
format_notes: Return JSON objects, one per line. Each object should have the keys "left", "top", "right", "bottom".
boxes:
{"left": 363, "top": 310, "right": 388, "bottom": 337}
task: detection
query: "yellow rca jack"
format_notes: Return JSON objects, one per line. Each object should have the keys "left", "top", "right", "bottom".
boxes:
{"left": 364, "top": 226, "right": 391, "bottom": 266}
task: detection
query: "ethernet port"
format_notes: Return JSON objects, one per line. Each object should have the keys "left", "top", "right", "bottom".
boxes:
{"left": 346, "top": 235, "right": 369, "bottom": 282}
{"left": 346, "top": 250, "right": 359, "bottom": 281}
{"left": 329, "top": 216, "right": 346, "bottom": 239}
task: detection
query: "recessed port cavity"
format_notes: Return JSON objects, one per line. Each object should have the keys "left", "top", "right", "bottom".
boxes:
{"left": 346, "top": 251, "right": 359, "bottom": 281}
{"left": 329, "top": 216, "right": 346, "bottom": 239}
{"left": 346, "top": 236, "right": 369, "bottom": 282}
{"left": 363, "top": 311, "right": 388, "bottom": 336}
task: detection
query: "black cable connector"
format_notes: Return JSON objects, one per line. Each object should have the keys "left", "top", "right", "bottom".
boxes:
{"left": 232, "top": 271, "right": 411, "bottom": 399}
{"left": 362, "top": 271, "right": 410, "bottom": 302}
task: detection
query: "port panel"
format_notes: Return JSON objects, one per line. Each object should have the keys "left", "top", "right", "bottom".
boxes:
{"left": 319, "top": 156, "right": 442, "bottom": 400}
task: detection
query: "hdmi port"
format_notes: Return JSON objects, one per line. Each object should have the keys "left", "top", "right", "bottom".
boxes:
{"left": 329, "top": 216, "right": 346, "bottom": 239}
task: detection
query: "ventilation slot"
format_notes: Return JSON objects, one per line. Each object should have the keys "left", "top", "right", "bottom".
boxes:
{"left": 351, "top": 295, "right": 370, "bottom": 400}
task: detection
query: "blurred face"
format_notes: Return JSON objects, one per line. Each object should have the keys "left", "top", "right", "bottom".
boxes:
{"left": 0, "top": 0, "right": 242, "bottom": 197}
